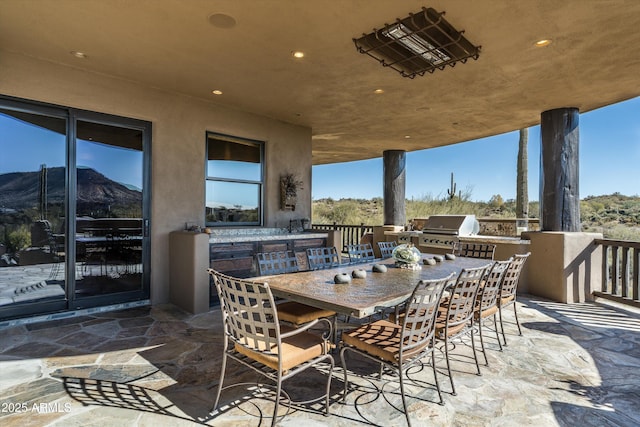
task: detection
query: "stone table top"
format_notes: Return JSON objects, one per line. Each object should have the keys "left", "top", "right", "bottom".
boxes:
{"left": 253, "top": 255, "right": 491, "bottom": 318}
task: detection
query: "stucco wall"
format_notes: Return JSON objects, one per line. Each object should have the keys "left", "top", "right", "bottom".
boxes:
{"left": 0, "top": 52, "right": 313, "bottom": 304}
{"left": 522, "top": 231, "right": 602, "bottom": 303}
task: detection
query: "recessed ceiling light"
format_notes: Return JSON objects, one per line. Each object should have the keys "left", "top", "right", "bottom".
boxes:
{"left": 374, "top": 89, "right": 384, "bottom": 94}
{"left": 292, "top": 51, "right": 305, "bottom": 58}
{"left": 535, "top": 39, "right": 552, "bottom": 47}
{"left": 70, "top": 51, "right": 87, "bottom": 59}
{"left": 404, "top": 135, "right": 411, "bottom": 139}
{"left": 208, "top": 13, "right": 236, "bottom": 29}
{"left": 212, "top": 89, "right": 223, "bottom": 95}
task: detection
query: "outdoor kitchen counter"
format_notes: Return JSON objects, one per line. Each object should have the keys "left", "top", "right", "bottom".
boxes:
{"left": 207, "top": 228, "right": 341, "bottom": 279}
{"left": 458, "top": 235, "right": 530, "bottom": 245}
{"left": 208, "top": 231, "right": 329, "bottom": 243}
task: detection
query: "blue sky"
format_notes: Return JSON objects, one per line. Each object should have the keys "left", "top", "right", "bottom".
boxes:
{"left": 0, "top": 114, "right": 143, "bottom": 189}
{"left": 312, "top": 97, "right": 640, "bottom": 202}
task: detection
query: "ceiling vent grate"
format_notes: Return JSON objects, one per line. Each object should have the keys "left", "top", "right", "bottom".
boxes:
{"left": 354, "top": 7, "right": 480, "bottom": 79}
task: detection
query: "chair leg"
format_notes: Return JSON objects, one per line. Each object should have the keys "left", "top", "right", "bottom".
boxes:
{"left": 478, "top": 319, "right": 488, "bottom": 366}
{"left": 498, "top": 305, "right": 508, "bottom": 346}
{"left": 443, "top": 337, "right": 456, "bottom": 395}
{"left": 469, "top": 325, "right": 482, "bottom": 376}
{"left": 271, "top": 372, "right": 282, "bottom": 427}
{"left": 398, "top": 368, "right": 412, "bottom": 427}
{"left": 324, "top": 356, "right": 335, "bottom": 416}
{"left": 493, "top": 313, "right": 503, "bottom": 352}
{"left": 213, "top": 352, "right": 228, "bottom": 410}
{"left": 513, "top": 302, "right": 523, "bottom": 336}
{"left": 340, "top": 347, "right": 350, "bottom": 403}
{"left": 431, "top": 344, "right": 444, "bottom": 405}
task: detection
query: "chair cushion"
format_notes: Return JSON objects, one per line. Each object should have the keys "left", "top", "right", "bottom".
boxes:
{"left": 500, "top": 295, "right": 515, "bottom": 306}
{"left": 234, "top": 325, "right": 328, "bottom": 371}
{"left": 474, "top": 305, "right": 498, "bottom": 320}
{"left": 276, "top": 301, "right": 335, "bottom": 325}
{"left": 342, "top": 319, "right": 427, "bottom": 363}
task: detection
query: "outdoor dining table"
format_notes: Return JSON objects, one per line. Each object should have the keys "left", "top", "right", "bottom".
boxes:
{"left": 254, "top": 254, "right": 492, "bottom": 319}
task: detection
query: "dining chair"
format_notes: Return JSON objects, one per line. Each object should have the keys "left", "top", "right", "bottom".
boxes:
{"left": 473, "top": 259, "right": 512, "bottom": 365}
{"left": 306, "top": 246, "right": 341, "bottom": 270}
{"left": 255, "top": 251, "right": 336, "bottom": 328}
{"left": 435, "top": 263, "right": 492, "bottom": 395}
{"left": 33, "top": 220, "right": 64, "bottom": 280}
{"left": 340, "top": 273, "right": 456, "bottom": 426}
{"left": 377, "top": 241, "right": 397, "bottom": 258}
{"left": 345, "top": 243, "right": 376, "bottom": 264}
{"left": 209, "top": 269, "right": 335, "bottom": 427}
{"left": 256, "top": 250, "right": 300, "bottom": 275}
{"left": 498, "top": 252, "right": 531, "bottom": 345}
{"left": 453, "top": 242, "right": 496, "bottom": 260}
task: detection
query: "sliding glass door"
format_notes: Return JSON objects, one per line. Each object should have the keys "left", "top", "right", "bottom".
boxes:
{"left": 72, "top": 117, "right": 148, "bottom": 307}
{"left": 0, "top": 105, "right": 68, "bottom": 318}
{"left": 0, "top": 97, "right": 150, "bottom": 320}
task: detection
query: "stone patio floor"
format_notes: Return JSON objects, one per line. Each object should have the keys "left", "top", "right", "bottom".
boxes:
{"left": 1, "top": 295, "right": 639, "bottom": 426}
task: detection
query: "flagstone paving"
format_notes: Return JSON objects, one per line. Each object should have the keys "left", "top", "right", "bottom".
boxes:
{"left": 1, "top": 296, "right": 639, "bottom": 426}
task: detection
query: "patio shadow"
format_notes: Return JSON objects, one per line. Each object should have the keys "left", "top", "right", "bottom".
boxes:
{"left": 523, "top": 299, "right": 640, "bottom": 427}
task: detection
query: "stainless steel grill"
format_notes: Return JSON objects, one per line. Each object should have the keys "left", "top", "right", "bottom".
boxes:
{"left": 418, "top": 215, "right": 479, "bottom": 251}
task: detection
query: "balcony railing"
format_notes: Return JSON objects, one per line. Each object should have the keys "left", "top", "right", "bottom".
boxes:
{"left": 594, "top": 238, "right": 640, "bottom": 308}
{"left": 311, "top": 223, "right": 374, "bottom": 253}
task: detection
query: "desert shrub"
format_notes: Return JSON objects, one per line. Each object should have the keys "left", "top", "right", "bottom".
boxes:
{"left": 6, "top": 225, "right": 30, "bottom": 253}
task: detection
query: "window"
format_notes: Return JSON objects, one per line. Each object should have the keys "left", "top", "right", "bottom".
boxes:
{"left": 206, "top": 133, "right": 263, "bottom": 226}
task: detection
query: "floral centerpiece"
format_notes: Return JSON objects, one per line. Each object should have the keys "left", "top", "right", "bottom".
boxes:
{"left": 391, "top": 243, "right": 422, "bottom": 270}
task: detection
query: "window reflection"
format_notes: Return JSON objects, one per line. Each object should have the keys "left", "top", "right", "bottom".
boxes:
{"left": 206, "top": 133, "right": 263, "bottom": 225}
{"left": 0, "top": 109, "right": 67, "bottom": 307}
{"left": 75, "top": 120, "right": 144, "bottom": 297}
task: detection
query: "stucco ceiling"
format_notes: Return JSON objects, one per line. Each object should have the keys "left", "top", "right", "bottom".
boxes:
{"left": 1, "top": 1, "right": 639, "bottom": 165}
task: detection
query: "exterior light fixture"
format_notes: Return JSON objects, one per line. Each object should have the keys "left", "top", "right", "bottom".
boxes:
{"left": 535, "top": 39, "right": 552, "bottom": 47}
{"left": 354, "top": 7, "right": 480, "bottom": 78}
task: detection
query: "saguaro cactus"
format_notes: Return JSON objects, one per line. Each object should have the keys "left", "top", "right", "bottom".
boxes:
{"left": 516, "top": 128, "right": 529, "bottom": 218}
{"left": 447, "top": 172, "right": 457, "bottom": 200}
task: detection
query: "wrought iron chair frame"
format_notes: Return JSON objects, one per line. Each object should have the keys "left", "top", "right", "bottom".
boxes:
{"left": 306, "top": 246, "right": 341, "bottom": 270}
{"left": 498, "top": 252, "right": 531, "bottom": 345}
{"left": 377, "top": 241, "right": 398, "bottom": 259}
{"left": 209, "top": 269, "right": 335, "bottom": 427}
{"left": 453, "top": 242, "right": 496, "bottom": 260}
{"left": 340, "top": 273, "right": 456, "bottom": 426}
{"left": 435, "top": 263, "right": 492, "bottom": 395}
{"left": 345, "top": 243, "right": 376, "bottom": 264}
{"left": 473, "top": 259, "right": 512, "bottom": 365}
{"left": 256, "top": 250, "right": 300, "bottom": 275}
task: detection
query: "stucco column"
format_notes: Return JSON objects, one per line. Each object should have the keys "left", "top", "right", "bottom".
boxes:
{"left": 540, "top": 108, "right": 580, "bottom": 231}
{"left": 383, "top": 150, "right": 406, "bottom": 226}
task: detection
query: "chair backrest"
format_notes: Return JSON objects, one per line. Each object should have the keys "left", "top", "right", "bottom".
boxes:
{"left": 306, "top": 246, "right": 340, "bottom": 270}
{"left": 454, "top": 242, "right": 496, "bottom": 260}
{"left": 399, "top": 273, "right": 456, "bottom": 360}
{"left": 476, "top": 259, "right": 511, "bottom": 314}
{"left": 209, "top": 269, "right": 282, "bottom": 355}
{"left": 500, "top": 252, "right": 531, "bottom": 298}
{"left": 346, "top": 243, "right": 375, "bottom": 264}
{"left": 256, "top": 250, "right": 299, "bottom": 275}
{"left": 444, "top": 264, "right": 492, "bottom": 332}
{"left": 377, "top": 241, "right": 397, "bottom": 258}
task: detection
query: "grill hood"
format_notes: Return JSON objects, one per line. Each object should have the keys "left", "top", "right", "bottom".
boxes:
{"left": 421, "top": 215, "right": 480, "bottom": 236}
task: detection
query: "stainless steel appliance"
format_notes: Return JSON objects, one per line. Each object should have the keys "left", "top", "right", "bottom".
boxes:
{"left": 418, "top": 215, "right": 480, "bottom": 253}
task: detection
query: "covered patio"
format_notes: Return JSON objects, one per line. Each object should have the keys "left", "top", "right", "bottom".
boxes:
{"left": 1, "top": 296, "right": 639, "bottom": 426}
{"left": 1, "top": 1, "right": 640, "bottom": 424}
